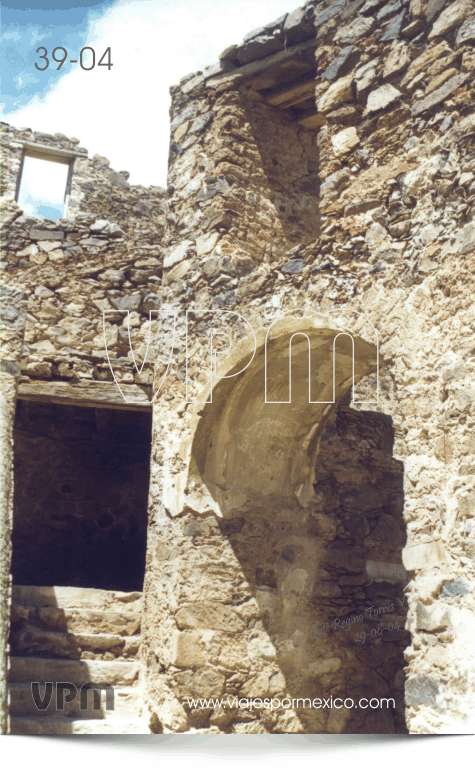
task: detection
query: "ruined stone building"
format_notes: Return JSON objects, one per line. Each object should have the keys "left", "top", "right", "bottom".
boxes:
{"left": 1, "top": 0, "right": 475, "bottom": 735}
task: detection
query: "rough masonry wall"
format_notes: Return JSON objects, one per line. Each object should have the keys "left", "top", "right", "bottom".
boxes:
{"left": 0, "top": 286, "right": 27, "bottom": 734}
{"left": 141, "top": 0, "right": 475, "bottom": 734}
{"left": 1, "top": 124, "right": 167, "bottom": 392}
{"left": 2, "top": 0, "right": 475, "bottom": 737}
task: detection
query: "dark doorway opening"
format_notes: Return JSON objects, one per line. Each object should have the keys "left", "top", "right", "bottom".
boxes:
{"left": 12, "top": 400, "right": 152, "bottom": 592}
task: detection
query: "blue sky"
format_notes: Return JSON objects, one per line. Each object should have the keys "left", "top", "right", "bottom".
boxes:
{"left": 1, "top": 2, "right": 116, "bottom": 114}
{"left": 1, "top": 0, "right": 295, "bottom": 186}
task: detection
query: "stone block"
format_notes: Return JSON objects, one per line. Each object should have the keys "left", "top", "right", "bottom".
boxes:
{"left": 317, "top": 73, "right": 355, "bottom": 113}
{"left": 415, "top": 601, "right": 450, "bottom": 631}
{"left": 312, "top": 581, "right": 342, "bottom": 597}
{"left": 196, "top": 232, "right": 220, "bottom": 256}
{"left": 331, "top": 126, "right": 359, "bottom": 156}
{"left": 29, "top": 229, "right": 64, "bottom": 241}
{"left": 321, "top": 45, "right": 361, "bottom": 81}
{"left": 402, "top": 539, "right": 446, "bottom": 570}
{"left": 315, "top": 0, "right": 346, "bottom": 27}
{"left": 411, "top": 72, "right": 469, "bottom": 115}
{"left": 234, "top": 35, "right": 283, "bottom": 66}
{"left": 283, "top": 5, "right": 316, "bottom": 44}
{"left": 440, "top": 577, "right": 473, "bottom": 597}
{"left": 383, "top": 41, "right": 410, "bottom": 79}
{"left": 90, "top": 219, "right": 123, "bottom": 237}
{"left": 48, "top": 249, "right": 65, "bottom": 261}
{"left": 366, "top": 84, "right": 402, "bottom": 114}
{"left": 428, "top": 0, "right": 471, "bottom": 39}
{"left": 164, "top": 239, "right": 193, "bottom": 269}
{"left": 25, "top": 361, "right": 53, "bottom": 378}
{"left": 37, "top": 240, "right": 62, "bottom": 252}
{"left": 426, "top": 67, "right": 459, "bottom": 94}
{"left": 381, "top": 11, "right": 407, "bottom": 42}
{"left": 109, "top": 293, "right": 142, "bottom": 312}
{"left": 405, "top": 675, "right": 439, "bottom": 706}
{"left": 426, "top": 0, "right": 447, "bottom": 23}
{"left": 281, "top": 258, "right": 304, "bottom": 275}
{"left": 366, "top": 560, "right": 408, "bottom": 582}
{"left": 320, "top": 169, "right": 351, "bottom": 198}
{"left": 190, "top": 112, "right": 213, "bottom": 134}
{"left": 456, "top": 489, "right": 475, "bottom": 517}
{"left": 456, "top": 16, "right": 475, "bottom": 46}
{"left": 355, "top": 58, "right": 380, "bottom": 94}
{"left": 175, "top": 603, "right": 244, "bottom": 633}
{"left": 362, "top": 0, "right": 392, "bottom": 13}
{"left": 334, "top": 15, "right": 376, "bottom": 46}
{"left": 401, "top": 41, "right": 452, "bottom": 88}
{"left": 189, "top": 668, "right": 225, "bottom": 697}
{"left": 171, "top": 630, "right": 206, "bottom": 667}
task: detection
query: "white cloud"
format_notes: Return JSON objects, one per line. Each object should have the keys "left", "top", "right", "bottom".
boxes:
{"left": 15, "top": 72, "right": 39, "bottom": 89}
{"left": 3, "top": 31, "right": 22, "bottom": 41}
{"left": 30, "top": 30, "right": 44, "bottom": 47}
{"left": 2, "top": 0, "right": 293, "bottom": 187}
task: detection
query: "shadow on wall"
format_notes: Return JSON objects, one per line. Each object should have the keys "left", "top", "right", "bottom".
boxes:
{"left": 204, "top": 89, "right": 322, "bottom": 273}
{"left": 243, "top": 96, "right": 321, "bottom": 248}
{"left": 190, "top": 324, "right": 408, "bottom": 733}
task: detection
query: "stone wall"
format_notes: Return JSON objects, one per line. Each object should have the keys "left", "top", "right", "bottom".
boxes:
{"left": 1, "top": 124, "right": 167, "bottom": 392}
{"left": 142, "top": 0, "right": 475, "bottom": 734}
{"left": 2, "top": 0, "right": 475, "bottom": 736}
{"left": 0, "top": 286, "right": 27, "bottom": 734}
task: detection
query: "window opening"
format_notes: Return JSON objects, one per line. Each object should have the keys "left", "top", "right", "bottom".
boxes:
{"left": 17, "top": 153, "right": 72, "bottom": 221}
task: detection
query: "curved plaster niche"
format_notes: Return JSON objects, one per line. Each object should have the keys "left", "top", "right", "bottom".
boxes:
{"left": 190, "top": 315, "right": 378, "bottom": 513}
{"left": 150, "top": 314, "right": 408, "bottom": 735}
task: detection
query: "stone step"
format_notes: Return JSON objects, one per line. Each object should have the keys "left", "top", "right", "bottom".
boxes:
{"left": 10, "top": 626, "right": 140, "bottom": 660}
{"left": 8, "top": 683, "right": 142, "bottom": 720}
{"left": 8, "top": 657, "right": 140, "bottom": 686}
{"left": 12, "top": 585, "right": 142, "bottom": 613}
{"left": 11, "top": 604, "right": 141, "bottom": 637}
{"left": 9, "top": 716, "right": 151, "bottom": 735}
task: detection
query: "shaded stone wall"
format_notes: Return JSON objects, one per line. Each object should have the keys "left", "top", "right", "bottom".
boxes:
{"left": 310, "top": 401, "right": 409, "bottom": 732}
{"left": 0, "top": 286, "right": 27, "bottom": 734}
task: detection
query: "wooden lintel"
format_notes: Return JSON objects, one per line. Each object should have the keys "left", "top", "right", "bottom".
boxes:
{"left": 265, "top": 74, "right": 317, "bottom": 108}
{"left": 296, "top": 109, "right": 328, "bottom": 129}
{"left": 18, "top": 379, "right": 152, "bottom": 411}
{"left": 207, "top": 37, "right": 317, "bottom": 93}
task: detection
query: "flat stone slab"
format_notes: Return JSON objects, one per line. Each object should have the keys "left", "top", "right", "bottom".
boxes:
{"left": 11, "top": 627, "right": 140, "bottom": 659}
{"left": 17, "top": 379, "right": 152, "bottom": 411}
{"left": 11, "top": 605, "right": 141, "bottom": 636}
{"left": 12, "top": 585, "right": 142, "bottom": 612}
{"left": 9, "top": 657, "right": 141, "bottom": 686}
{"left": 9, "top": 716, "right": 150, "bottom": 734}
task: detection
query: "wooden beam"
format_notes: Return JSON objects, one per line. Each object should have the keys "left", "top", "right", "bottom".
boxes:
{"left": 264, "top": 73, "right": 317, "bottom": 108}
{"left": 22, "top": 142, "right": 87, "bottom": 163}
{"left": 296, "top": 108, "right": 327, "bottom": 129}
{"left": 206, "top": 37, "right": 317, "bottom": 93}
{"left": 18, "top": 379, "right": 152, "bottom": 411}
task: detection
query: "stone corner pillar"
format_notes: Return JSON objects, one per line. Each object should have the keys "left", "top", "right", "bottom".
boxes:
{"left": 0, "top": 285, "right": 27, "bottom": 734}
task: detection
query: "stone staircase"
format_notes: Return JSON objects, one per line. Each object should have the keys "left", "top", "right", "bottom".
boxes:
{"left": 7, "top": 585, "right": 151, "bottom": 734}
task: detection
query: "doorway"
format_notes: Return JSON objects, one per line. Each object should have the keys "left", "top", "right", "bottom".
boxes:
{"left": 11, "top": 400, "right": 152, "bottom": 592}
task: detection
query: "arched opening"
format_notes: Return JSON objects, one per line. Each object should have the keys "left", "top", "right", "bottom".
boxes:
{"left": 184, "top": 316, "right": 408, "bottom": 733}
